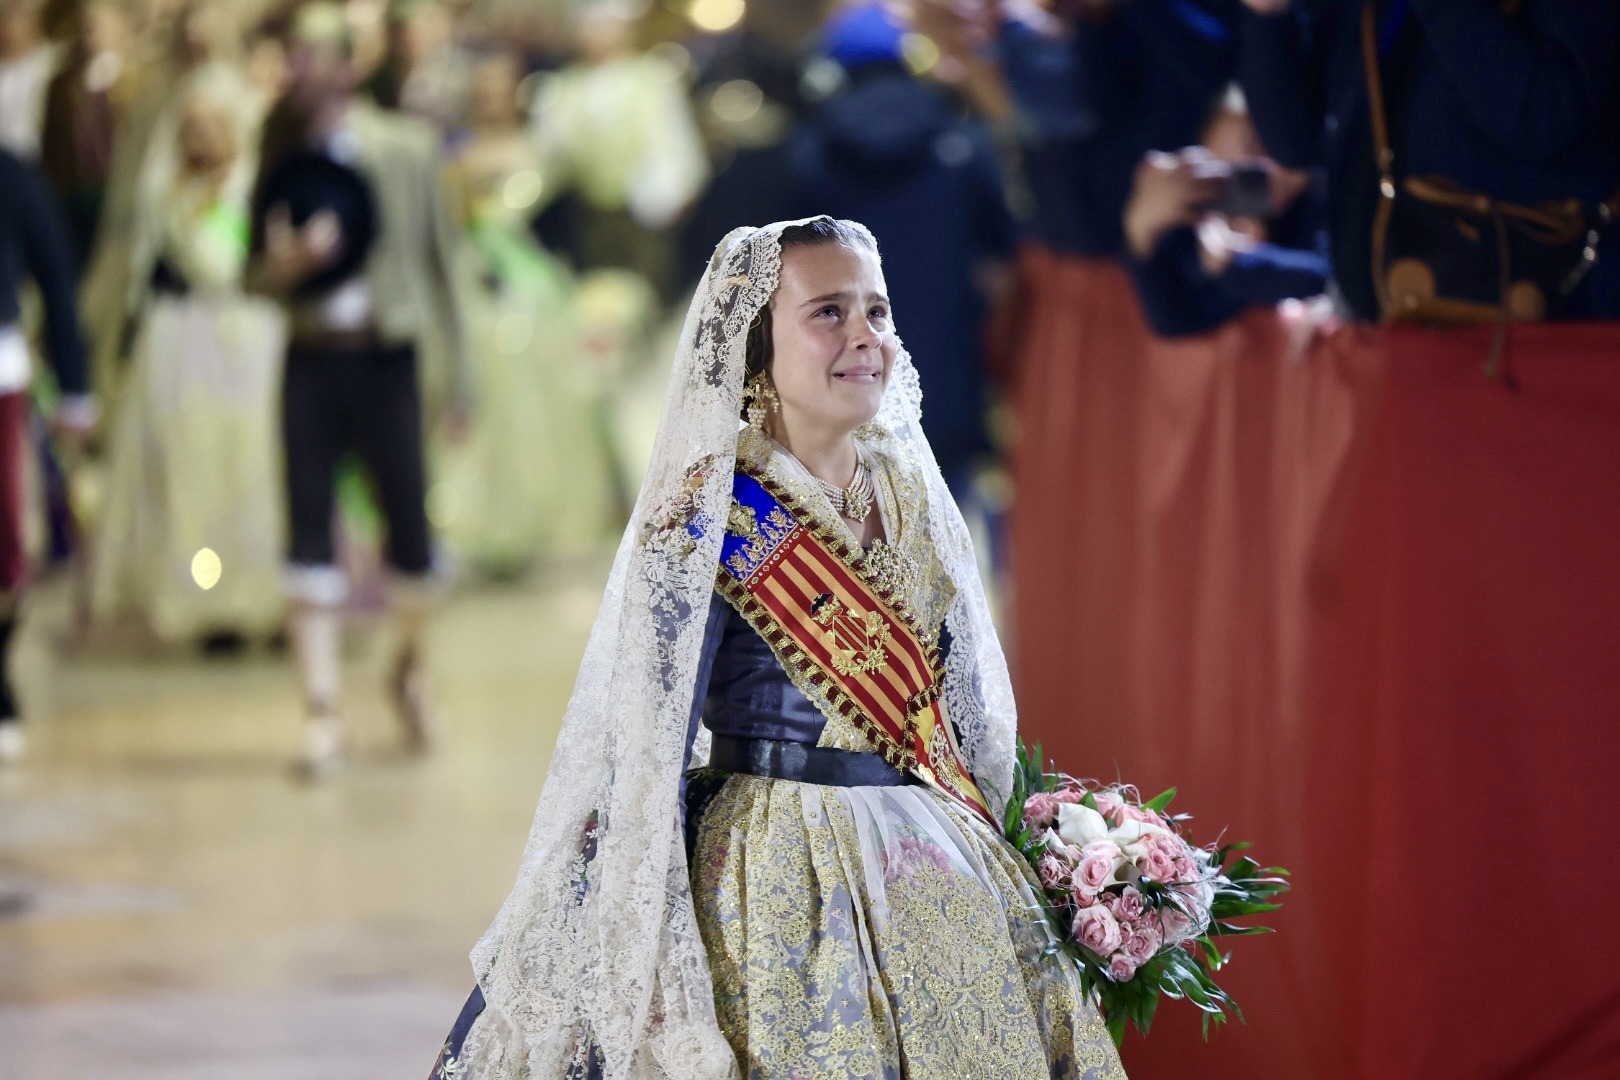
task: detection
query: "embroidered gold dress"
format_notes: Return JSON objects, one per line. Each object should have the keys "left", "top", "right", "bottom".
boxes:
{"left": 431, "top": 429, "right": 1124, "bottom": 1079}
{"left": 682, "top": 432, "right": 1122, "bottom": 1079}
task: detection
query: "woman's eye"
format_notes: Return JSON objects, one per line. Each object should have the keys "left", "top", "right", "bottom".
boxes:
{"left": 869, "top": 308, "right": 890, "bottom": 321}
{"left": 816, "top": 305, "right": 840, "bottom": 318}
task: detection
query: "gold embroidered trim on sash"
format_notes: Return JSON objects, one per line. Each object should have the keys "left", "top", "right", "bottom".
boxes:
{"left": 714, "top": 462, "right": 991, "bottom": 823}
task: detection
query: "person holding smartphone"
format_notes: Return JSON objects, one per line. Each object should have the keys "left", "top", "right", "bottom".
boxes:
{"left": 1123, "top": 92, "right": 1328, "bottom": 337}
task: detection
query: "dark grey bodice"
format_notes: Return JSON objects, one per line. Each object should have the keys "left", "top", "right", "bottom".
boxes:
{"left": 689, "top": 592, "right": 827, "bottom": 746}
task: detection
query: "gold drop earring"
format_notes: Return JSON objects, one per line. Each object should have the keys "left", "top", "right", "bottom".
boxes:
{"left": 745, "top": 372, "right": 780, "bottom": 431}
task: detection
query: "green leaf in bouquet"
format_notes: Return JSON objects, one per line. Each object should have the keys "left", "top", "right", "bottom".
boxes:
{"left": 1144, "top": 787, "right": 1179, "bottom": 814}
{"left": 1000, "top": 783, "right": 1022, "bottom": 837}
{"left": 1212, "top": 899, "right": 1283, "bottom": 917}
{"left": 1168, "top": 957, "right": 1224, "bottom": 1014}
{"left": 1136, "top": 985, "right": 1161, "bottom": 1034}
{"left": 1211, "top": 921, "right": 1276, "bottom": 937}
{"left": 1219, "top": 854, "right": 1263, "bottom": 879}
{"left": 1105, "top": 1009, "right": 1128, "bottom": 1047}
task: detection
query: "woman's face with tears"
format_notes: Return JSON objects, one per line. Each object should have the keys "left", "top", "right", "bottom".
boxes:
{"left": 765, "top": 241, "right": 896, "bottom": 442}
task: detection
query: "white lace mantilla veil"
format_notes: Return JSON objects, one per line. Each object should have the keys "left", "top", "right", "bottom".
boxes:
{"left": 459, "top": 218, "right": 1020, "bottom": 1078}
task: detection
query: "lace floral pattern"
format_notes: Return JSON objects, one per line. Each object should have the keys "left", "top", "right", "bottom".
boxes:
{"left": 454, "top": 220, "right": 1031, "bottom": 1077}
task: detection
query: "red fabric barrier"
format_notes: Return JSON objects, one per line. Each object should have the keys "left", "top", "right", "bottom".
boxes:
{"left": 1010, "top": 247, "right": 1620, "bottom": 1078}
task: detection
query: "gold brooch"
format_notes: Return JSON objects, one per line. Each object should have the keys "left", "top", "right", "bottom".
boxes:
{"left": 862, "top": 539, "right": 919, "bottom": 601}
{"left": 811, "top": 595, "right": 891, "bottom": 676}
{"left": 726, "top": 501, "right": 758, "bottom": 538}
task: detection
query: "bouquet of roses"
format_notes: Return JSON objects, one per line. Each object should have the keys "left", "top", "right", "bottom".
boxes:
{"left": 1004, "top": 741, "right": 1289, "bottom": 1046}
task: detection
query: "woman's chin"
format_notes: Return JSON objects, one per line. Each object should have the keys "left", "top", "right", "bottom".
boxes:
{"left": 841, "top": 401, "right": 883, "bottom": 434}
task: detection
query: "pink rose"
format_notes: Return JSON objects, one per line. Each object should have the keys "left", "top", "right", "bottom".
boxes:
{"left": 1071, "top": 883, "right": 1101, "bottom": 907}
{"left": 1169, "top": 855, "right": 1199, "bottom": 884}
{"left": 1107, "top": 952, "right": 1139, "bottom": 982}
{"left": 1072, "top": 903, "right": 1124, "bottom": 957}
{"left": 1160, "top": 905, "right": 1194, "bottom": 944}
{"left": 1051, "top": 788, "right": 1083, "bottom": 805}
{"left": 1138, "top": 846, "right": 1176, "bottom": 883}
{"left": 1022, "top": 792, "right": 1062, "bottom": 831}
{"left": 1108, "top": 886, "right": 1147, "bottom": 923}
{"left": 1122, "top": 919, "right": 1163, "bottom": 966}
{"left": 1075, "top": 841, "right": 1119, "bottom": 893}
{"left": 1037, "top": 852, "right": 1070, "bottom": 891}
{"left": 1119, "top": 803, "right": 1152, "bottom": 824}
{"left": 1093, "top": 791, "right": 1126, "bottom": 827}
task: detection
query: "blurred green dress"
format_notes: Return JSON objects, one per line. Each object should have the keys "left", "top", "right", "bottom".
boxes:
{"left": 434, "top": 134, "right": 615, "bottom": 572}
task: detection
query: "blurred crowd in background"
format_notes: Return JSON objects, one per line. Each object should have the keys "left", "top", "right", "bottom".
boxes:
{"left": 0, "top": 0, "right": 1615, "bottom": 767}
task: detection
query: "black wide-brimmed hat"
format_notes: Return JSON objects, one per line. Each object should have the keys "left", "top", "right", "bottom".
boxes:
{"left": 252, "top": 151, "right": 379, "bottom": 297}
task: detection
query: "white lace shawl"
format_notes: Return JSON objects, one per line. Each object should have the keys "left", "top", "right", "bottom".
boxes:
{"left": 458, "top": 218, "right": 1020, "bottom": 1078}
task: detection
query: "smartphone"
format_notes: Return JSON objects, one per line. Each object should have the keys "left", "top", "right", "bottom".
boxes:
{"left": 1207, "top": 161, "right": 1274, "bottom": 220}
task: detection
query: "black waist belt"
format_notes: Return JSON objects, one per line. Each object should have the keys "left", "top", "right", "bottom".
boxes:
{"left": 708, "top": 734, "right": 911, "bottom": 788}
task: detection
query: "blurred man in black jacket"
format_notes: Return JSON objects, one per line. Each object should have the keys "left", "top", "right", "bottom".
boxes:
{"left": 0, "top": 147, "right": 96, "bottom": 762}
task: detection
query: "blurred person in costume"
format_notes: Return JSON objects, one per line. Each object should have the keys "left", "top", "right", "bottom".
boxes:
{"left": 675, "top": 16, "right": 806, "bottom": 298}
{"left": 429, "top": 217, "right": 1125, "bottom": 1080}
{"left": 39, "top": 0, "right": 137, "bottom": 263}
{"left": 0, "top": 0, "right": 55, "bottom": 158}
{"left": 367, "top": 0, "right": 471, "bottom": 137}
{"left": 247, "top": 1, "right": 472, "bottom": 776}
{"left": 791, "top": 2, "right": 1018, "bottom": 509}
{"left": 0, "top": 146, "right": 95, "bottom": 763}
{"left": 526, "top": 0, "right": 708, "bottom": 296}
{"left": 436, "top": 49, "right": 614, "bottom": 574}
{"left": 1236, "top": 0, "right": 1620, "bottom": 322}
{"left": 87, "top": 66, "right": 287, "bottom": 651}
{"left": 78, "top": 0, "right": 249, "bottom": 398}
{"left": 903, "top": 0, "right": 1241, "bottom": 727}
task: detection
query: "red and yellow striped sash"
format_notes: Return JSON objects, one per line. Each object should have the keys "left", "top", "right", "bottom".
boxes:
{"left": 714, "top": 465, "right": 992, "bottom": 824}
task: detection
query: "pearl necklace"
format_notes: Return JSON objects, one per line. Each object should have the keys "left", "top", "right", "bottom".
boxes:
{"left": 809, "top": 459, "right": 875, "bottom": 522}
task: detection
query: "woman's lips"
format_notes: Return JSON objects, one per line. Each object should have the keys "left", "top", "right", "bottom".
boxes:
{"left": 833, "top": 370, "right": 882, "bottom": 383}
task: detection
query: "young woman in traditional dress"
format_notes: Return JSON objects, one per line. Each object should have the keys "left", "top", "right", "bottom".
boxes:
{"left": 88, "top": 66, "right": 286, "bottom": 648}
{"left": 435, "top": 50, "right": 612, "bottom": 574}
{"left": 431, "top": 218, "right": 1126, "bottom": 1079}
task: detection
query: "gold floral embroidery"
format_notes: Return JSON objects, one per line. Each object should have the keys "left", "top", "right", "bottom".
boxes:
{"left": 690, "top": 779, "right": 1126, "bottom": 1079}
{"left": 925, "top": 724, "right": 958, "bottom": 793}
{"left": 431, "top": 1041, "right": 464, "bottom": 1078}
{"left": 866, "top": 450, "right": 956, "bottom": 638}
{"left": 724, "top": 504, "right": 796, "bottom": 581}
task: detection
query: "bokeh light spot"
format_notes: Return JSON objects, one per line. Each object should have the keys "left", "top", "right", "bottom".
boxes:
{"left": 709, "top": 79, "right": 763, "bottom": 124}
{"left": 901, "top": 33, "right": 940, "bottom": 76}
{"left": 191, "top": 548, "right": 222, "bottom": 591}
{"left": 688, "top": 0, "right": 745, "bottom": 34}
